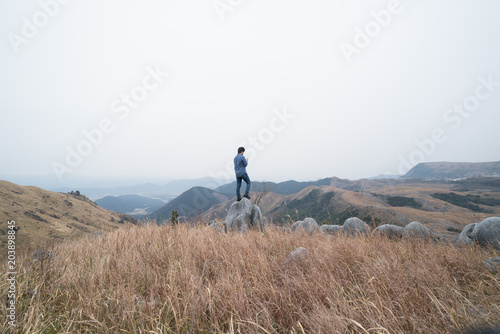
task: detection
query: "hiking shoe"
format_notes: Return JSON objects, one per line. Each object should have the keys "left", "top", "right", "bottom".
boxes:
{"left": 243, "top": 194, "right": 251, "bottom": 199}
{"left": 236, "top": 197, "right": 242, "bottom": 202}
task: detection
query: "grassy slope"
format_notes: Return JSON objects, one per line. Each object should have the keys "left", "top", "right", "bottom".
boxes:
{"left": 0, "top": 180, "right": 135, "bottom": 252}
{"left": 3, "top": 224, "right": 499, "bottom": 333}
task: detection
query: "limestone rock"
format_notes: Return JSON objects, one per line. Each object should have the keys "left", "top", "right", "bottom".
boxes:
{"left": 403, "top": 222, "right": 435, "bottom": 240}
{"left": 373, "top": 224, "right": 404, "bottom": 239}
{"left": 343, "top": 217, "right": 371, "bottom": 236}
{"left": 472, "top": 217, "right": 500, "bottom": 250}
{"left": 458, "top": 223, "right": 477, "bottom": 245}
{"left": 224, "top": 198, "right": 266, "bottom": 232}
{"left": 292, "top": 218, "right": 320, "bottom": 235}
{"left": 321, "top": 224, "right": 343, "bottom": 236}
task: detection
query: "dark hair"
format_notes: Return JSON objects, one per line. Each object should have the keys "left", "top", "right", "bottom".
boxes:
{"left": 238, "top": 147, "right": 245, "bottom": 154}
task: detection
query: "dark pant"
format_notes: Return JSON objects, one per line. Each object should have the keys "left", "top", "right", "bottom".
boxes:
{"left": 236, "top": 173, "right": 251, "bottom": 199}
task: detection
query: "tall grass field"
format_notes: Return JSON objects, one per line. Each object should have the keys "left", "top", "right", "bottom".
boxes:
{"left": 2, "top": 223, "right": 499, "bottom": 333}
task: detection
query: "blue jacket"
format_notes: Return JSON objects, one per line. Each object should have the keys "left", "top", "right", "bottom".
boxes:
{"left": 234, "top": 154, "right": 248, "bottom": 177}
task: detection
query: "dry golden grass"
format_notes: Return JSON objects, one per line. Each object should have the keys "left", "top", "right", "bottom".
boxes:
{"left": 2, "top": 223, "right": 500, "bottom": 333}
{"left": 0, "top": 180, "right": 133, "bottom": 254}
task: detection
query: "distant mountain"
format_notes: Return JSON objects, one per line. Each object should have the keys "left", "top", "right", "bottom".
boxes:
{"left": 204, "top": 177, "right": 500, "bottom": 234}
{"left": 148, "top": 187, "right": 229, "bottom": 223}
{"left": 96, "top": 195, "right": 165, "bottom": 217}
{"left": 52, "top": 177, "right": 231, "bottom": 201}
{"left": 402, "top": 161, "right": 500, "bottom": 179}
{"left": 0, "top": 180, "right": 137, "bottom": 250}
{"left": 215, "top": 178, "right": 332, "bottom": 197}
{"left": 368, "top": 174, "right": 401, "bottom": 180}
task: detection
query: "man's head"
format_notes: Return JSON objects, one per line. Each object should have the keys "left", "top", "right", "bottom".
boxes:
{"left": 238, "top": 147, "right": 245, "bottom": 154}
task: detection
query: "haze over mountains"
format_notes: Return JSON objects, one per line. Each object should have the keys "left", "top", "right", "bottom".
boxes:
{"left": 95, "top": 195, "right": 165, "bottom": 217}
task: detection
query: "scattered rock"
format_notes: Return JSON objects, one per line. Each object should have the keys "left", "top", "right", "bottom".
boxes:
{"left": 209, "top": 222, "right": 227, "bottom": 233}
{"left": 321, "top": 224, "right": 343, "bottom": 236}
{"left": 373, "top": 224, "right": 404, "bottom": 239}
{"left": 284, "top": 247, "right": 308, "bottom": 266}
{"left": 458, "top": 223, "right": 477, "bottom": 245}
{"left": 472, "top": 217, "right": 500, "bottom": 250}
{"left": 437, "top": 234, "right": 459, "bottom": 244}
{"left": 32, "top": 249, "right": 53, "bottom": 263}
{"left": 225, "top": 198, "right": 266, "bottom": 232}
{"left": 403, "top": 222, "right": 435, "bottom": 240}
{"left": 250, "top": 204, "right": 267, "bottom": 230}
{"left": 343, "top": 217, "right": 371, "bottom": 236}
{"left": 483, "top": 257, "right": 500, "bottom": 275}
{"left": 292, "top": 218, "right": 320, "bottom": 235}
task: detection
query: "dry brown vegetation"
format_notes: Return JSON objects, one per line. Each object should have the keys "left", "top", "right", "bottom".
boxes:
{"left": 0, "top": 180, "right": 135, "bottom": 254}
{"left": 2, "top": 223, "right": 500, "bottom": 333}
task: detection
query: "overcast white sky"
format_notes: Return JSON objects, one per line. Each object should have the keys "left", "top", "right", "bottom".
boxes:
{"left": 1, "top": 0, "right": 499, "bottom": 187}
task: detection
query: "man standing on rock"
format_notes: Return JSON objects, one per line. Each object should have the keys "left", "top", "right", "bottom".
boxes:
{"left": 234, "top": 147, "right": 251, "bottom": 201}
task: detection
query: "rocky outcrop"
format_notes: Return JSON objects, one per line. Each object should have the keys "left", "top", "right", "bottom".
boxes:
{"left": 403, "top": 222, "right": 436, "bottom": 240}
{"left": 373, "top": 224, "right": 404, "bottom": 239}
{"left": 224, "top": 198, "right": 267, "bottom": 232}
{"left": 343, "top": 217, "right": 371, "bottom": 236}
{"left": 458, "top": 223, "right": 477, "bottom": 245}
{"left": 321, "top": 224, "right": 343, "bottom": 236}
{"left": 472, "top": 217, "right": 500, "bottom": 250}
{"left": 292, "top": 218, "right": 320, "bottom": 235}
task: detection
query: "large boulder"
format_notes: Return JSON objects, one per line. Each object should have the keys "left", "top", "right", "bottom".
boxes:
{"left": 483, "top": 257, "right": 500, "bottom": 275}
{"left": 321, "top": 224, "right": 343, "bottom": 236}
{"left": 458, "top": 223, "right": 477, "bottom": 245}
{"left": 343, "top": 217, "right": 371, "bottom": 236}
{"left": 225, "top": 198, "right": 266, "bottom": 232}
{"left": 250, "top": 204, "right": 268, "bottom": 230}
{"left": 292, "top": 217, "right": 320, "bottom": 235}
{"left": 472, "top": 217, "right": 500, "bottom": 250}
{"left": 373, "top": 224, "right": 404, "bottom": 239}
{"left": 403, "top": 222, "right": 435, "bottom": 240}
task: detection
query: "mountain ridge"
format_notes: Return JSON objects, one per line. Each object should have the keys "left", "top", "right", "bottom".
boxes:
{"left": 402, "top": 161, "right": 500, "bottom": 179}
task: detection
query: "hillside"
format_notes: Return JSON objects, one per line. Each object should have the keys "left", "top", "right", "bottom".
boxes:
{"left": 402, "top": 161, "right": 500, "bottom": 179}
{"left": 203, "top": 177, "right": 500, "bottom": 234}
{"left": 148, "top": 186, "right": 228, "bottom": 222}
{"left": 0, "top": 180, "right": 137, "bottom": 251}
{"left": 215, "top": 178, "right": 332, "bottom": 197}
{"left": 96, "top": 195, "right": 165, "bottom": 217}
